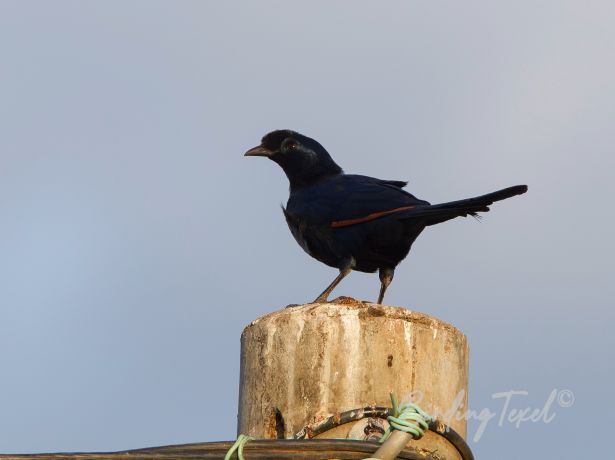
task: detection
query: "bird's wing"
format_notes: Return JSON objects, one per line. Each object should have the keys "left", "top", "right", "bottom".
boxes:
{"left": 287, "top": 174, "right": 429, "bottom": 227}
{"left": 378, "top": 179, "right": 408, "bottom": 189}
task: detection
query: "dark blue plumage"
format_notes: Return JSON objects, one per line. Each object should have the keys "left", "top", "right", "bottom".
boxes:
{"left": 245, "top": 129, "right": 527, "bottom": 303}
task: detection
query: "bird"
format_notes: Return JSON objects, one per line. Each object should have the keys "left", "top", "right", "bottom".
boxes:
{"left": 245, "top": 129, "right": 527, "bottom": 304}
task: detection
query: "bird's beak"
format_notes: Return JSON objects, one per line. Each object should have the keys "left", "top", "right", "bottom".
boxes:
{"left": 244, "top": 145, "right": 273, "bottom": 157}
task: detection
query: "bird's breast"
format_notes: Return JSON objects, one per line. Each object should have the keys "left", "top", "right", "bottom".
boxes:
{"left": 282, "top": 207, "right": 342, "bottom": 268}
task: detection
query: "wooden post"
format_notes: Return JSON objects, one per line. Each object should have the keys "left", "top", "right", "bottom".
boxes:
{"left": 238, "top": 298, "right": 471, "bottom": 459}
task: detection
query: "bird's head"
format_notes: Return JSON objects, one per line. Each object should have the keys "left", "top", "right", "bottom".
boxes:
{"left": 244, "top": 130, "right": 342, "bottom": 188}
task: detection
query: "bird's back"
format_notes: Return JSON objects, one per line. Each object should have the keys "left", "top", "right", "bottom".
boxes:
{"left": 286, "top": 174, "right": 428, "bottom": 223}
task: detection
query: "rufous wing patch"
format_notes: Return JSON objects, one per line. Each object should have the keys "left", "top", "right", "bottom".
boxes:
{"left": 331, "top": 205, "right": 416, "bottom": 228}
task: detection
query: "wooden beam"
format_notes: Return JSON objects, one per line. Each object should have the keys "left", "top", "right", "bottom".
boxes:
{"left": 0, "top": 439, "right": 439, "bottom": 460}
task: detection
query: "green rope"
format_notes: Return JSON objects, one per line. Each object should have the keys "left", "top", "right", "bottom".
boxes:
{"left": 379, "top": 393, "right": 431, "bottom": 443}
{"left": 363, "top": 393, "right": 432, "bottom": 459}
{"left": 224, "top": 434, "right": 254, "bottom": 460}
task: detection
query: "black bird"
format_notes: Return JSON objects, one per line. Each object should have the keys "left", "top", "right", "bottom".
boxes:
{"left": 245, "top": 130, "right": 527, "bottom": 304}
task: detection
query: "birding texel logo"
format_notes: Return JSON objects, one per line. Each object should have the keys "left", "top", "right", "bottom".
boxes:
{"left": 406, "top": 388, "right": 575, "bottom": 442}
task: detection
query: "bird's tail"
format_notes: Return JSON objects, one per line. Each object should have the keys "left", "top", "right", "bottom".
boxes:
{"left": 405, "top": 185, "right": 528, "bottom": 226}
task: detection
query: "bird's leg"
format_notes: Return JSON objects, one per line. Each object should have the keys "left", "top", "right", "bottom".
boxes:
{"left": 313, "top": 266, "right": 353, "bottom": 303}
{"left": 377, "top": 268, "right": 395, "bottom": 304}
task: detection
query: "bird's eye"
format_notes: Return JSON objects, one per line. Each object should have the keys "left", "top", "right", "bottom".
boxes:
{"left": 285, "top": 141, "right": 298, "bottom": 151}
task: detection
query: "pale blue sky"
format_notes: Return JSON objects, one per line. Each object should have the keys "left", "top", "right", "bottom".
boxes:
{"left": 1, "top": 1, "right": 614, "bottom": 458}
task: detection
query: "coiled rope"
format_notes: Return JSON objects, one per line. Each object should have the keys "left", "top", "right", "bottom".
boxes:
{"left": 380, "top": 393, "right": 431, "bottom": 442}
{"left": 363, "top": 393, "right": 431, "bottom": 460}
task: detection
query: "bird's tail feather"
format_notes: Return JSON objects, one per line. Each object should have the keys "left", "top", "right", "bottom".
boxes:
{"left": 404, "top": 185, "right": 528, "bottom": 226}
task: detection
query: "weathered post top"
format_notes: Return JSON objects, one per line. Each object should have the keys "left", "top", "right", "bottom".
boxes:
{"left": 238, "top": 298, "right": 471, "bottom": 459}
